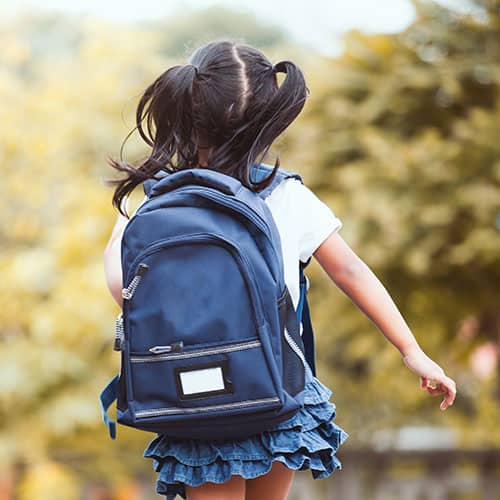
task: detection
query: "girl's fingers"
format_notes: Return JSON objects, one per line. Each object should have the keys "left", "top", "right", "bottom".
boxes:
{"left": 421, "top": 377, "right": 443, "bottom": 394}
{"left": 422, "top": 376, "right": 457, "bottom": 407}
{"left": 412, "top": 359, "right": 457, "bottom": 410}
{"left": 431, "top": 375, "right": 456, "bottom": 411}
{"left": 441, "top": 376, "right": 457, "bottom": 411}
{"left": 426, "top": 385, "right": 445, "bottom": 395}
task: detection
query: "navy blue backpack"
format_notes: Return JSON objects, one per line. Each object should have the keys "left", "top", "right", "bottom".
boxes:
{"left": 99, "top": 162, "right": 317, "bottom": 440}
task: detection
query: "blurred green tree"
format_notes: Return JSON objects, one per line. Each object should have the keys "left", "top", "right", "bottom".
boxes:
{"left": 152, "top": 5, "right": 290, "bottom": 57}
{"left": 286, "top": 0, "right": 500, "bottom": 445}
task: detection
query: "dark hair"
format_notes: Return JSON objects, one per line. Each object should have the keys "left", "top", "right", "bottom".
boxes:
{"left": 107, "top": 39, "right": 310, "bottom": 217}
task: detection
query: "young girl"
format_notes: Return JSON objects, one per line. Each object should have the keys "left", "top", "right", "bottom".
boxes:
{"left": 103, "top": 39, "right": 457, "bottom": 500}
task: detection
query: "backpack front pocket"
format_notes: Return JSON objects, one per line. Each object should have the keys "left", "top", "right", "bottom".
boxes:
{"left": 128, "top": 336, "right": 281, "bottom": 420}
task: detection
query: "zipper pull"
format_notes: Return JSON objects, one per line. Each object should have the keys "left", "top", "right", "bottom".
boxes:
{"left": 114, "top": 312, "right": 124, "bottom": 351}
{"left": 122, "top": 263, "right": 149, "bottom": 300}
{"left": 148, "top": 340, "right": 184, "bottom": 354}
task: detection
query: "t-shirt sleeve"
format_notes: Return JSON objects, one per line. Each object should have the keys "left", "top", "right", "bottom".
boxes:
{"left": 287, "top": 179, "right": 343, "bottom": 263}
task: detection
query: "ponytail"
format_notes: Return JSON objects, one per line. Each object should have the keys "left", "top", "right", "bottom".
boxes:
{"left": 242, "top": 60, "right": 310, "bottom": 189}
{"left": 106, "top": 40, "right": 310, "bottom": 217}
{"left": 107, "top": 64, "right": 200, "bottom": 217}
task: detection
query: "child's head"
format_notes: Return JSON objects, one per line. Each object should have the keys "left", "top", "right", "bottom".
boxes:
{"left": 109, "top": 38, "right": 309, "bottom": 215}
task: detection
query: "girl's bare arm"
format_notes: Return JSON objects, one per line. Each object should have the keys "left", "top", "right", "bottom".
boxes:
{"left": 103, "top": 200, "right": 130, "bottom": 309}
{"left": 313, "top": 231, "right": 457, "bottom": 411}
{"left": 314, "top": 231, "right": 420, "bottom": 357}
{"left": 103, "top": 195, "right": 150, "bottom": 307}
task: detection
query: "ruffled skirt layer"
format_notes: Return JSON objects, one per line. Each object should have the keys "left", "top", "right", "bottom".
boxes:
{"left": 143, "top": 363, "right": 349, "bottom": 499}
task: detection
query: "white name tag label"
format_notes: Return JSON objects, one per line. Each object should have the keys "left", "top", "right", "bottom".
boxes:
{"left": 174, "top": 360, "right": 233, "bottom": 400}
{"left": 179, "top": 366, "right": 225, "bottom": 395}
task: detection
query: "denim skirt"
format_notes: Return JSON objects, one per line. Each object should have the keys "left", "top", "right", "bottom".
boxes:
{"left": 143, "top": 361, "right": 350, "bottom": 499}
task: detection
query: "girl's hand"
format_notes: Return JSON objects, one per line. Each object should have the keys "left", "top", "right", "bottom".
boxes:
{"left": 402, "top": 345, "right": 457, "bottom": 411}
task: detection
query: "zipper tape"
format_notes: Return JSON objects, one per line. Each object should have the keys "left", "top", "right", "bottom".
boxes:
{"left": 282, "top": 287, "right": 308, "bottom": 370}
{"left": 122, "top": 263, "right": 149, "bottom": 300}
{"left": 131, "top": 339, "right": 262, "bottom": 363}
{"left": 134, "top": 396, "right": 281, "bottom": 418}
{"left": 284, "top": 327, "right": 307, "bottom": 369}
{"left": 133, "top": 187, "right": 282, "bottom": 284}
{"left": 124, "top": 232, "right": 267, "bottom": 327}
{"left": 114, "top": 312, "right": 124, "bottom": 351}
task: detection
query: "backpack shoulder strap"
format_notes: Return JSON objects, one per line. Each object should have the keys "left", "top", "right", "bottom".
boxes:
{"left": 251, "top": 163, "right": 302, "bottom": 200}
{"left": 143, "top": 170, "right": 169, "bottom": 197}
{"left": 142, "top": 164, "right": 301, "bottom": 199}
{"left": 252, "top": 163, "right": 317, "bottom": 376}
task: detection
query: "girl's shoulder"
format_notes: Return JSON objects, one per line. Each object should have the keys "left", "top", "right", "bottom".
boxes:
{"left": 266, "top": 176, "right": 341, "bottom": 223}
{"left": 265, "top": 175, "right": 343, "bottom": 263}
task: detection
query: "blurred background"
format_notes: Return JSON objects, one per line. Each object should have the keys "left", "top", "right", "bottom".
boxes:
{"left": 1, "top": 0, "right": 499, "bottom": 498}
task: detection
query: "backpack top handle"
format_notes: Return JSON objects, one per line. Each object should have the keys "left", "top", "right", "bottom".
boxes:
{"left": 148, "top": 168, "right": 241, "bottom": 197}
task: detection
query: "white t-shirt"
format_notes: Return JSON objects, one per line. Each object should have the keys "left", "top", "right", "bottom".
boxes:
{"left": 264, "top": 178, "right": 343, "bottom": 320}
{"left": 131, "top": 177, "right": 342, "bottom": 334}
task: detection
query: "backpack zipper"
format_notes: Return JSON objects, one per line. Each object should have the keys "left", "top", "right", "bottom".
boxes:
{"left": 114, "top": 311, "right": 124, "bottom": 351}
{"left": 147, "top": 341, "right": 184, "bottom": 355}
{"left": 134, "top": 396, "right": 281, "bottom": 418}
{"left": 124, "top": 233, "right": 266, "bottom": 327}
{"left": 188, "top": 187, "right": 282, "bottom": 272}
{"left": 284, "top": 327, "right": 308, "bottom": 369}
{"left": 159, "top": 187, "right": 283, "bottom": 284}
{"left": 131, "top": 338, "right": 262, "bottom": 363}
{"left": 179, "top": 188, "right": 270, "bottom": 235}
{"left": 122, "top": 263, "right": 149, "bottom": 300}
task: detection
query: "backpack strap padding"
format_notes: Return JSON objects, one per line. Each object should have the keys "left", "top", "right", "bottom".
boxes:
{"left": 142, "top": 164, "right": 301, "bottom": 199}
{"left": 149, "top": 168, "right": 242, "bottom": 197}
{"left": 251, "top": 163, "right": 302, "bottom": 200}
{"left": 143, "top": 170, "right": 168, "bottom": 197}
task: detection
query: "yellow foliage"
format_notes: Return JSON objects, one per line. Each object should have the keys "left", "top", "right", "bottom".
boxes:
{"left": 17, "top": 461, "right": 80, "bottom": 500}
